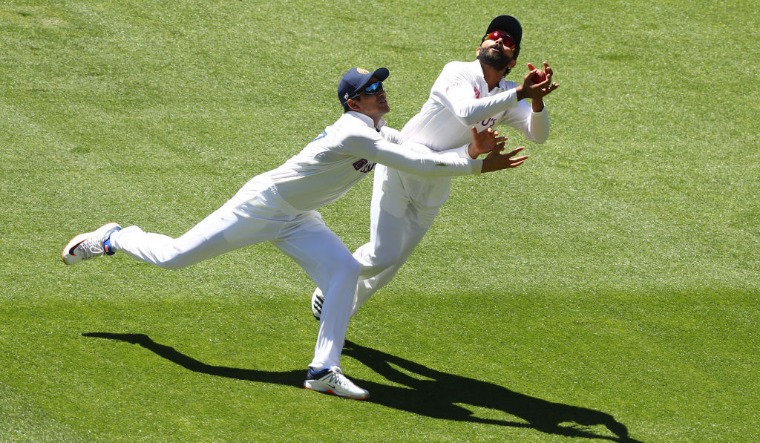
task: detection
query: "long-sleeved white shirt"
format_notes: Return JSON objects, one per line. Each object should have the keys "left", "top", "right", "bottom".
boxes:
{"left": 252, "top": 112, "right": 482, "bottom": 211}
{"left": 402, "top": 60, "right": 550, "bottom": 153}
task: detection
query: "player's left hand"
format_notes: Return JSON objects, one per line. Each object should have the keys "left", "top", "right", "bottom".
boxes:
{"left": 467, "top": 127, "right": 507, "bottom": 158}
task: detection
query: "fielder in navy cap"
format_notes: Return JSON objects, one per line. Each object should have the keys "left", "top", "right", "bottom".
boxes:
{"left": 338, "top": 67, "right": 390, "bottom": 111}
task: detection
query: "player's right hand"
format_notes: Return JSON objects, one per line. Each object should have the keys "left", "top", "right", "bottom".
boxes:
{"left": 481, "top": 146, "right": 528, "bottom": 173}
{"left": 519, "top": 61, "right": 559, "bottom": 99}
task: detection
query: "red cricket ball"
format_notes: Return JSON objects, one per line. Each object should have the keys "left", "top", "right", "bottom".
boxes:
{"left": 531, "top": 70, "right": 547, "bottom": 83}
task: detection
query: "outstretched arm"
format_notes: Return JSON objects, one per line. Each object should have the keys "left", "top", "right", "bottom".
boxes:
{"left": 435, "top": 82, "right": 520, "bottom": 127}
{"left": 345, "top": 128, "right": 521, "bottom": 177}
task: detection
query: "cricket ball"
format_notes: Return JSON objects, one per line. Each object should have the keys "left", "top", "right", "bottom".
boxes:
{"left": 531, "top": 70, "right": 547, "bottom": 83}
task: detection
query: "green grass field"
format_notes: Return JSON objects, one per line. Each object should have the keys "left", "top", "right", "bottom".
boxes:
{"left": 1, "top": 0, "right": 758, "bottom": 441}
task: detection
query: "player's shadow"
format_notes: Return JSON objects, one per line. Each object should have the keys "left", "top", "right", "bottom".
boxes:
{"left": 82, "top": 332, "right": 305, "bottom": 386}
{"left": 83, "top": 333, "right": 641, "bottom": 442}
{"left": 342, "top": 340, "right": 641, "bottom": 442}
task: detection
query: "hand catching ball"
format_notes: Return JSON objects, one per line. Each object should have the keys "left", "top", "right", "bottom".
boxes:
{"left": 530, "top": 70, "right": 547, "bottom": 83}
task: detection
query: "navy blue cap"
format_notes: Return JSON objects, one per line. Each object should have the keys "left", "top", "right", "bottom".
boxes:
{"left": 485, "top": 15, "right": 522, "bottom": 59}
{"left": 338, "top": 67, "right": 390, "bottom": 111}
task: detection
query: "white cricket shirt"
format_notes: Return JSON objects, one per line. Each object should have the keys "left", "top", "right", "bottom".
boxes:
{"left": 252, "top": 112, "right": 482, "bottom": 212}
{"left": 402, "top": 60, "right": 550, "bottom": 152}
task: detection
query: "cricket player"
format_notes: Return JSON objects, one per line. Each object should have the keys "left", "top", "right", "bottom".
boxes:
{"left": 311, "top": 16, "right": 560, "bottom": 320}
{"left": 61, "top": 66, "right": 529, "bottom": 400}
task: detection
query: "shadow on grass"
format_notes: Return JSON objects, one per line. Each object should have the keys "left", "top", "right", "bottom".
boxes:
{"left": 342, "top": 340, "right": 641, "bottom": 442}
{"left": 83, "top": 333, "right": 641, "bottom": 442}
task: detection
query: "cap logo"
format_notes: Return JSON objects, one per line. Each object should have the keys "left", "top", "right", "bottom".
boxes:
{"left": 356, "top": 68, "right": 369, "bottom": 74}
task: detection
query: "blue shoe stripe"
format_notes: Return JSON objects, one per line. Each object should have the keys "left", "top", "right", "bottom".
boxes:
{"left": 103, "top": 227, "right": 121, "bottom": 256}
{"left": 307, "top": 367, "right": 331, "bottom": 379}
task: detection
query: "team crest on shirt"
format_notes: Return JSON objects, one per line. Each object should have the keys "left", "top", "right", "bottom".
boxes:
{"left": 353, "top": 159, "right": 375, "bottom": 173}
{"left": 474, "top": 86, "right": 481, "bottom": 99}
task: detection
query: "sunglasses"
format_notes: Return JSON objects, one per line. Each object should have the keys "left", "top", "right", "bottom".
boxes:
{"left": 352, "top": 81, "right": 384, "bottom": 99}
{"left": 483, "top": 31, "right": 516, "bottom": 51}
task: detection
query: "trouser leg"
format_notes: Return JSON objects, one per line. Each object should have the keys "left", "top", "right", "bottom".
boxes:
{"left": 274, "top": 212, "right": 359, "bottom": 370}
{"left": 110, "top": 201, "right": 277, "bottom": 269}
{"left": 350, "top": 166, "right": 441, "bottom": 315}
{"left": 352, "top": 204, "right": 433, "bottom": 315}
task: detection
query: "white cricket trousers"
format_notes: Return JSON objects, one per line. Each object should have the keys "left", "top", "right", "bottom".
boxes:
{"left": 350, "top": 164, "right": 448, "bottom": 314}
{"left": 110, "top": 181, "right": 359, "bottom": 371}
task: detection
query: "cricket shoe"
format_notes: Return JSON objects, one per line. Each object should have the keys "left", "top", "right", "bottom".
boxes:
{"left": 61, "top": 223, "right": 122, "bottom": 265}
{"left": 304, "top": 367, "right": 369, "bottom": 400}
{"left": 311, "top": 288, "right": 324, "bottom": 320}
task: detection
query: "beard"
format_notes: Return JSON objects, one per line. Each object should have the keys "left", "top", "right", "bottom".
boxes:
{"left": 477, "top": 47, "right": 513, "bottom": 71}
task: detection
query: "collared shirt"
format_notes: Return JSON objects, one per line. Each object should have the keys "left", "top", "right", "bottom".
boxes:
{"left": 402, "top": 60, "right": 550, "bottom": 153}
{"left": 252, "top": 111, "right": 482, "bottom": 211}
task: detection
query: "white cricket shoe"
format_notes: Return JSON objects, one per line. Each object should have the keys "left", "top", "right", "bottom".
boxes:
{"left": 311, "top": 288, "right": 324, "bottom": 320}
{"left": 304, "top": 367, "right": 369, "bottom": 400}
{"left": 61, "top": 223, "right": 122, "bottom": 265}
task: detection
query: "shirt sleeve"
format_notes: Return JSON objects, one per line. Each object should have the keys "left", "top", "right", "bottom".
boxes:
{"left": 379, "top": 126, "right": 405, "bottom": 144}
{"left": 499, "top": 101, "right": 551, "bottom": 144}
{"left": 343, "top": 133, "right": 482, "bottom": 177}
{"left": 431, "top": 65, "right": 520, "bottom": 126}
{"left": 451, "top": 143, "right": 475, "bottom": 159}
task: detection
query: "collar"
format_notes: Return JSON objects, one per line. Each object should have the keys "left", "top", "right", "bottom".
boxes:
{"left": 344, "top": 111, "right": 386, "bottom": 132}
{"left": 472, "top": 59, "right": 507, "bottom": 92}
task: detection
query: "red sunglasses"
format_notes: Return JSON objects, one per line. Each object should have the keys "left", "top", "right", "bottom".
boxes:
{"left": 483, "top": 31, "right": 516, "bottom": 51}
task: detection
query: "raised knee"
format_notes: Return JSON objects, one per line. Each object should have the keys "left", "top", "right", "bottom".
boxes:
{"left": 362, "top": 250, "right": 401, "bottom": 273}
{"left": 337, "top": 255, "right": 361, "bottom": 277}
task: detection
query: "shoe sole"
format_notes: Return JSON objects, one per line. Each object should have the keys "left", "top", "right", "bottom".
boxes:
{"left": 303, "top": 383, "right": 369, "bottom": 400}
